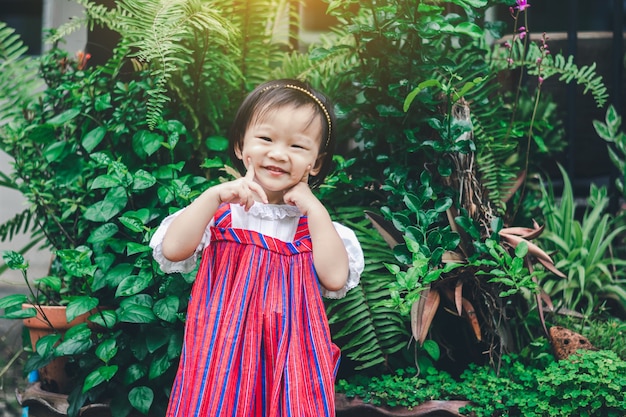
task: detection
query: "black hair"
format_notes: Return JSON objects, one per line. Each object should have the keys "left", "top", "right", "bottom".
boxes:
{"left": 228, "top": 79, "right": 336, "bottom": 188}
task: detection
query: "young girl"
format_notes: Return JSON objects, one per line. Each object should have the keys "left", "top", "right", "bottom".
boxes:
{"left": 150, "top": 79, "right": 364, "bottom": 417}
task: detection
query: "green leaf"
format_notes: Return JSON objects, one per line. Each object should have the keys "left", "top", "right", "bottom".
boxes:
{"left": 434, "top": 197, "right": 453, "bottom": 213}
{"left": 422, "top": 339, "right": 440, "bottom": 361}
{"left": 2, "top": 250, "right": 28, "bottom": 270}
{"left": 132, "top": 169, "right": 156, "bottom": 190}
{"left": 55, "top": 324, "right": 92, "bottom": 356}
{"left": 99, "top": 263, "right": 134, "bottom": 288}
{"left": 205, "top": 135, "right": 228, "bottom": 151}
{"left": 153, "top": 296, "right": 179, "bottom": 323}
{"left": 89, "top": 310, "right": 117, "bottom": 329}
{"left": 84, "top": 187, "right": 128, "bottom": 222}
{"left": 0, "top": 294, "right": 29, "bottom": 309}
{"left": 128, "top": 386, "right": 154, "bottom": 414}
{"left": 66, "top": 296, "right": 99, "bottom": 322}
{"left": 47, "top": 108, "right": 80, "bottom": 126}
{"left": 96, "top": 338, "right": 118, "bottom": 363}
{"left": 514, "top": 241, "right": 529, "bottom": 258}
{"left": 43, "top": 141, "right": 67, "bottom": 163}
{"left": 116, "top": 274, "right": 152, "bottom": 297}
{"left": 87, "top": 223, "right": 119, "bottom": 243}
{"left": 124, "top": 364, "right": 146, "bottom": 385}
{"left": 91, "top": 174, "right": 121, "bottom": 189}
{"left": 149, "top": 353, "right": 172, "bottom": 380}
{"left": 35, "top": 334, "right": 61, "bottom": 357}
{"left": 119, "top": 216, "right": 144, "bottom": 233}
{"left": 133, "top": 130, "right": 162, "bottom": 158}
{"left": 118, "top": 304, "right": 156, "bottom": 324}
{"left": 83, "top": 365, "right": 118, "bottom": 393}
{"left": 94, "top": 92, "right": 112, "bottom": 112}
{"left": 82, "top": 127, "right": 107, "bottom": 152}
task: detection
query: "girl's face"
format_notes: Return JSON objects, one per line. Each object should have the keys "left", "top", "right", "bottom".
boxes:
{"left": 235, "top": 104, "right": 323, "bottom": 204}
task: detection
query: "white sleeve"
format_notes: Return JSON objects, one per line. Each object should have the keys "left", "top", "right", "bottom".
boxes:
{"left": 321, "top": 222, "right": 364, "bottom": 299}
{"left": 149, "top": 208, "right": 213, "bottom": 274}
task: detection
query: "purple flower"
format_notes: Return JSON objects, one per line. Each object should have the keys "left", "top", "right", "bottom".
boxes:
{"left": 516, "top": 0, "right": 530, "bottom": 11}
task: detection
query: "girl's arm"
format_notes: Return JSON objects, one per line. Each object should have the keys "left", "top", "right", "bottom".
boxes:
{"left": 307, "top": 205, "right": 350, "bottom": 291}
{"left": 161, "top": 164, "right": 268, "bottom": 262}
{"left": 284, "top": 182, "right": 349, "bottom": 291}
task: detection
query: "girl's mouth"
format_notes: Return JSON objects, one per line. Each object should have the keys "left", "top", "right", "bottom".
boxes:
{"left": 264, "top": 165, "right": 287, "bottom": 175}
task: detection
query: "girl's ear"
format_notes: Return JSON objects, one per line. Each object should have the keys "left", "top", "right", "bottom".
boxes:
{"left": 234, "top": 144, "right": 243, "bottom": 160}
{"left": 310, "top": 153, "right": 326, "bottom": 176}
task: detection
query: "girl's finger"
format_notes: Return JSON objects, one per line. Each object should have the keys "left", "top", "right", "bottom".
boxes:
{"left": 245, "top": 158, "right": 256, "bottom": 180}
{"left": 248, "top": 182, "right": 269, "bottom": 204}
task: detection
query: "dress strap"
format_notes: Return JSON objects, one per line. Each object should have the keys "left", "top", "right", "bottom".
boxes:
{"left": 213, "top": 204, "right": 232, "bottom": 227}
{"left": 293, "top": 216, "right": 310, "bottom": 241}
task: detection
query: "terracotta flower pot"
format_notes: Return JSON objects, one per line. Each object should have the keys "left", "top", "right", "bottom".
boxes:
{"left": 22, "top": 304, "right": 93, "bottom": 394}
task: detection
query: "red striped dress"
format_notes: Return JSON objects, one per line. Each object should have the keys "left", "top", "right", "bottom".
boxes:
{"left": 166, "top": 204, "right": 341, "bottom": 417}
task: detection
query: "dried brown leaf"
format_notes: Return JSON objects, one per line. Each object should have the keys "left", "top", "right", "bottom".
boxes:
{"left": 411, "top": 287, "right": 441, "bottom": 346}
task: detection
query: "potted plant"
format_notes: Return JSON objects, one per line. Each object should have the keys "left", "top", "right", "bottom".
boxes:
{"left": 0, "top": 0, "right": 315, "bottom": 415}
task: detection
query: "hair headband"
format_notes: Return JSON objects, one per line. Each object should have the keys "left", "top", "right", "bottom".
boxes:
{"left": 262, "top": 83, "right": 332, "bottom": 149}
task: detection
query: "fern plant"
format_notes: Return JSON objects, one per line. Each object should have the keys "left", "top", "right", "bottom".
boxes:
{"left": 53, "top": 0, "right": 298, "bottom": 154}
{"left": 326, "top": 206, "right": 411, "bottom": 373}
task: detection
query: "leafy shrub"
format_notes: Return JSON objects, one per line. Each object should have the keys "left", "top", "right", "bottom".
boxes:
{"left": 337, "top": 349, "right": 626, "bottom": 416}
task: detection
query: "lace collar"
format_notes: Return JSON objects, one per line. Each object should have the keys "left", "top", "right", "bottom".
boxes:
{"left": 244, "top": 202, "right": 302, "bottom": 219}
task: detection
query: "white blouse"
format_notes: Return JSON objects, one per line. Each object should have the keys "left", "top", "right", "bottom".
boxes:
{"left": 150, "top": 202, "right": 364, "bottom": 299}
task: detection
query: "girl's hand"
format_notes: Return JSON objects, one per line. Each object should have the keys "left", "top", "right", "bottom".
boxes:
{"left": 215, "top": 159, "right": 268, "bottom": 210}
{"left": 283, "top": 166, "right": 321, "bottom": 215}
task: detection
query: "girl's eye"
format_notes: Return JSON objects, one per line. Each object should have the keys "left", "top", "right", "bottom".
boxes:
{"left": 259, "top": 137, "right": 271, "bottom": 142}
{"left": 291, "top": 144, "right": 306, "bottom": 149}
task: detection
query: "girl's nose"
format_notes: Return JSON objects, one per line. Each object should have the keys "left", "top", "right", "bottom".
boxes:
{"left": 267, "top": 145, "right": 288, "bottom": 160}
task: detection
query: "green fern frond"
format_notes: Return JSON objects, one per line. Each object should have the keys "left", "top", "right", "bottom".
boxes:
{"left": 326, "top": 206, "right": 410, "bottom": 371}
{"left": 0, "top": 22, "right": 43, "bottom": 132}
{"left": 492, "top": 39, "right": 608, "bottom": 108}
{"left": 0, "top": 209, "right": 38, "bottom": 243}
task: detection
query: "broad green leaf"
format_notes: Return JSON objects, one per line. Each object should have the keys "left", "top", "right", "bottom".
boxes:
{"left": 2, "top": 250, "right": 28, "bottom": 270}
{"left": 47, "top": 108, "right": 80, "bottom": 125}
{"left": 43, "top": 141, "right": 67, "bottom": 163}
{"left": 91, "top": 174, "right": 121, "bottom": 189}
{"left": 84, "top": 187, "right": 128, "bottom": 222}
{"left": 82, "top": 127, "right": 107, "bottom": 152}
{"left": 133, "top": 130, "right": 162, "bottom": 158}
{"left": 153, "top": 296, "right": 179, "bottom": 323}
{"left": 129, "top": 386, "right": 154, "bottom": 414}
{"left": 89, "top": 310, "right": 117, "bottom": 329}
{"left": 35, "top": 334, "right": 62, "bottom": 357}
{"left": 66, "top": 296, "right": 99, "bottom": 322}
{"left": 118, "top": 304, "right": 156, "bottom": 324}
{"left": 205, "top": 135, "right": 228, "bottom": 151}
{"left": 132, "top": 169, "right": 156, "bottom": 190}
{"left": 126, "top": 242, "right": 150, "bottom": 255}
{"left": 87, "top": 223, "right": 119, "bottom": 243}
{"left": 55, "top": 324, "right": 92, "bottom": 356}
{"left": 94, "top": 93, "right": 112, "bottom": 112}
{"left": 83, "top": 365, "right": 118, "bottom": 393}
{"left": 0, "top": 294, "right": 28, "bottom": 309}
{"left": 124, "top": 364, "right": 146, "bottom": 385}
{"left": 422, "top": 339, "right": 441, "bottom": 361}
{"left": 119, "top": 216, "right": 144, "bottom": 233}
{"left": 96, "top": 338, "right": 118, "bottom": 363}
{"left": 116, "top": 274, "right": 152, "bottom": 297}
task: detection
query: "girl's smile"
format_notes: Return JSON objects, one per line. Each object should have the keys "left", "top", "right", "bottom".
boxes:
{"left": 236, "top": 104, "right": 323, "bottom": 204}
